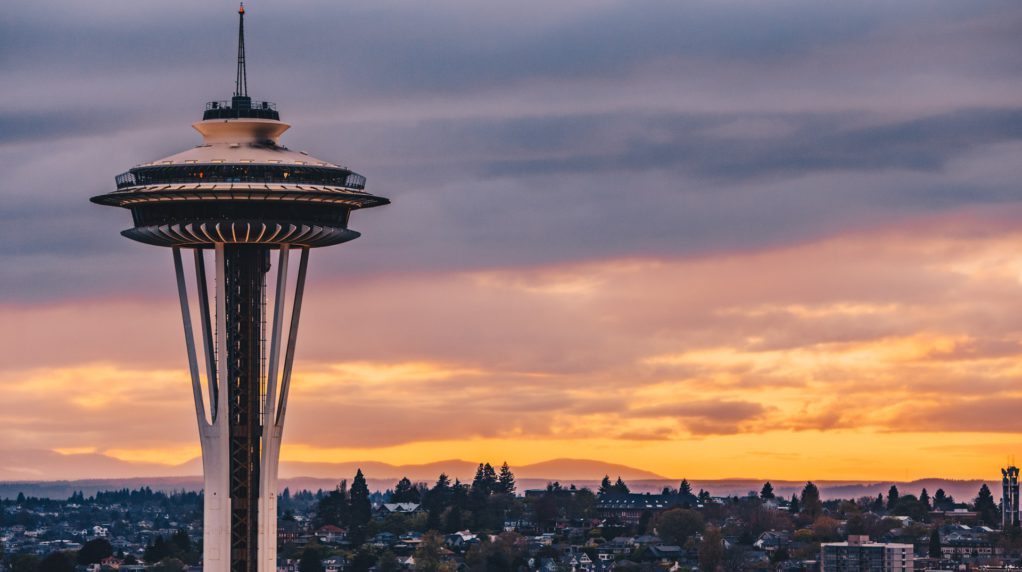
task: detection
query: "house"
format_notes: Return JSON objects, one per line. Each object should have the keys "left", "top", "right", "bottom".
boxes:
{"left": 323, "top": 556, "right": 347, "bottom": 572}
{"left": 100, "top": 556, "right": 123, "bottom": 569}
{"left": 445, "top": 531, "right": 478, "bottom": 553}
{"left": 315, "top": 525, "right": 347, "bottom": 544}
{"left": 754, "top": 530, "right": 792, "bottom": 552}
{"left": 376, "top": 503, "right": 422, "bottom": 518}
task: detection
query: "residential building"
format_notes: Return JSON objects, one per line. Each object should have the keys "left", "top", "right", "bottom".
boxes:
{"left": 820, "top": 535, "right": 913, "bottom": 572}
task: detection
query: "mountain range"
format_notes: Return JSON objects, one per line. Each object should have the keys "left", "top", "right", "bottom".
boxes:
{"left": 0, "top": 450, "right": 1000, "bottom": 503}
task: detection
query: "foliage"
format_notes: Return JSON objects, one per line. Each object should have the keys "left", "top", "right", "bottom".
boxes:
{"left": 698, "top": 526, "right": 725, "bottom": 572}
{"left": 886, "top": 485, "right": 899, "bottom": 511}
{"left": 392, "top": 477, "right": 421, "bottom": 503}
{"left": 414, "top": 531, "right": 456, "bottom": 572}
{"left": 800, "top": 482, "right": 822, "bottom": 520}
{"left": 760, "top": 482, "right": 775, "bottom": 500}
{"left": 656, "top": 508, "right": 705, "bottom": 546}
{"left": 298, "top": 546, "right": 325, "bottom": 572}
{"left": 465, "top": 532, "right": 527, "bottom": 572}
{"left": 77, "top": 538, "right": 113, "bottom": 565}
{"left": 929, "top": 528, "right": 942, "bottom": 558}
{"left": 679, "top": 479, "right": 693, "bottom": 496}
{"left": 974, "top": 484, "right": 999, "bottom": 527}
{"left": 37, "top": 553, "right": 73, "bottom": 572}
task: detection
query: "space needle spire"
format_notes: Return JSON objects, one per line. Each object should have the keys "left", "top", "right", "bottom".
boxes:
{"left": 91, "top": 5, "right": 389, "bottom": 572}
{"left": 235, "top": 3, "right": 247, "bottom": 98}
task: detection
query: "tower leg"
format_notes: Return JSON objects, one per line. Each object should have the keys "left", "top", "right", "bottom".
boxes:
{"left": 176, "top": 244, "right": 308, "bottom": 572}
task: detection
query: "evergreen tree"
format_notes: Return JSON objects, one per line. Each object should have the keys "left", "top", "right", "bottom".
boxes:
{"left": 920, "top": 488, "right": 931, "bottom": 510}
{"left": 928, "top": 528, "right": 942, "bottom": 558}
{"left": 698, "top": 489, "right": 711, "bottom": 504}
{"left": 679, "top": 479, "right": 693, "bottom": 496}
{"left": 444, "top": 506, "right": 463, "bottom": 532}
{"left": 873, "top": 494, "right": 884, "bottom": 511}
{"left": 788, "top": 493, "right": 800, "bottom": 514}
{"left": 800, "top": 482, "right": 822, "bottom": 519}
{"left": 349, "top": 469, "right": 372, "bottom": 545}
{"left": 974, "top": 484, "right": 999, "bottom": 527}
{"left": 760, "top": 482, "right": 775, "bottom": 500}
{"left": 433, "top": 474, "right": 452, "bottom": 494}
{"left": 483, "top": 463, "right": 497, "bottom": 491}
{"left": 393, "top": 477, "right": 420, "bottom": 503}
{"left": 598, "top": 476, "right": 614, "bottom": 495}
{"left": 887, "top": 485, "right": 899, "bottom": 511}
{"left": 496, "top": 462, "right": 516, "bottom": 495}
{"left": 314, "top": 480, "right": 349, "bottom": 527}
{"left": 613, "top": 477, "right": 630, "bottom": 494}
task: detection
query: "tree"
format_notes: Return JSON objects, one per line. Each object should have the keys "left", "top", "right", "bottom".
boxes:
{"left": 873, "top": 494, "right": 884, "bottom": 511}
{"left": 171, "top": 529, "right": 192, "bottom": 555}
{"left": 929, "top": 528, "right": 942, "bottom": 558}
{"left": 698, "top": 526, "right": 725, "bottom": 572}
{"left": 77, "top": 538, "right": 113, "bottom": 565}
{"left": 598, "top": 476, "right": 614, "bottom": 495}
{"left": 934, "top": 488, "right": 949, "bottom": 509}
{"left": 760, "top": 482, "right": 775, "bottom": 500}
{"left": 496, "top": 462, "right": 516, "bottom": 495}
{"left": 974, "top": 484, "right": 999, "bottom": 527}
{"left": 788, "top": 493, "right": 800, "bottom": 514}
{"left": 378, "top": 551, "right": 401, "bottom": 572}
{"left": 314, "top": 480, "right": 349, "bottom": 528}
{"left": 656, "top": 508, "right": 704, "bottom": 546}
{"left": 613, "top": 477, "right": 630, "bottom": 494}
{"left": 920, "top": 488, "right": 931, "bottom": 510}
{"left": 800, "top": 482, "right": 822, "bottom": 520}
{"left": 349, "top": 469, "right": 372, "bottom": 545}
{"left": 393, "top": 477, "right": 421, "bottom": 503}
{"left": 679, "top": 479, "right": 693, "bottom": 496}
{"left": 144, "top": 537, "right": 171, "bottom": 564}
{"left": 887, "top": 485, "right": 899, "bottom": 511}
{"left": 349, "top": 547, "right": 377, "bottom": 572}
{"left": 414, "top": 531, "right": 453, "bottom": 572}
{"left": 38, "top": 553, "right": 73, "bottom": 572}
{"left": 892, "top": 494, "right": 927, "bottom": 522}
{"left": 298, "top": 547, "right": 324, "bottom": 572}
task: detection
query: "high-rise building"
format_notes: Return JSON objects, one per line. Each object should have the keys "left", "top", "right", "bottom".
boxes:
{"left": 90, "top": 6, "right": 389, "bottom": 572}
{"left": 820, "top": 536, "right": 914, "bottom": 572}
{"left": 1003, "top": 465, "right": 1020, "bottom": 529}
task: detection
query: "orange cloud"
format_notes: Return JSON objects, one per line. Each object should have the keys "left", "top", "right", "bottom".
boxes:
{"left": 7, "top": 210, "right": 1022, "bottom": 480}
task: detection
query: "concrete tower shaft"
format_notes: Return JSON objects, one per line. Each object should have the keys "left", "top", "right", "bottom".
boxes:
{"left": 91, "top": 6, "right": 389, "bottom": 572}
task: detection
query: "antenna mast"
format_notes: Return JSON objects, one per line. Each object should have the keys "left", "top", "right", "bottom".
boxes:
{"left": 235, "top": 3, "right": 248, "bottom": 98}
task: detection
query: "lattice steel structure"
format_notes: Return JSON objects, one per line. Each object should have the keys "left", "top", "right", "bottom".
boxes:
{"left": 91, "top": 5, "right": 389, "bottom": 572}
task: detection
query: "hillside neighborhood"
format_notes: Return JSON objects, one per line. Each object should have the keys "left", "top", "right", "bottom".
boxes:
{"left": 3, "top": 464, "right": 1022, "bottom": 571}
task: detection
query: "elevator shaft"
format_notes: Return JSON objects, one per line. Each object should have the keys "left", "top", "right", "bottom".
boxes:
{"left": 224, "top": 245, "right": 268, "bottom": 572}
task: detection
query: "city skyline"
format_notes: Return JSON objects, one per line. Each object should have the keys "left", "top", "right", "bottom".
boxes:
{"left": 3, "top": 0, "right": 1022, "bottom": 482}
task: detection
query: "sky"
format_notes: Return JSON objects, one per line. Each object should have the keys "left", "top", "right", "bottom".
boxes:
{"left": 2, "top": 0, "right": 1022, "bottom": 482}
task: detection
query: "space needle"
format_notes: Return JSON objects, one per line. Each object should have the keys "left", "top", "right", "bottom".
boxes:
{"left": 91, "top": 5, "right": 389, "bottom": 572}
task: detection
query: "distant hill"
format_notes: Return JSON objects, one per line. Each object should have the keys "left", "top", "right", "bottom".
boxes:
{"left": 0, "top": 449, "right": 1000, "bottom": 502}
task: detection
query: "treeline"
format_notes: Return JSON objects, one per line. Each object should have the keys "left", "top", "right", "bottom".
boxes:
{"left": 314, "top": 462, "right": 519, "bottom": 540}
